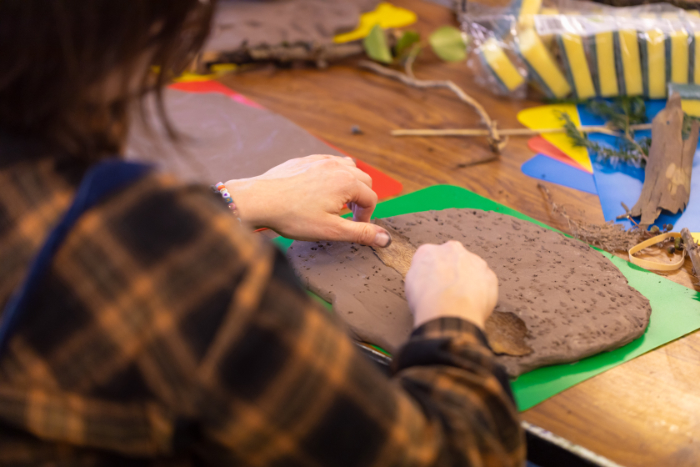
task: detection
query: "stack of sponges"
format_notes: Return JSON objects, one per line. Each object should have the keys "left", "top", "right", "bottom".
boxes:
{"left": 472, "top": 0, "right": 700, "bottom": 101}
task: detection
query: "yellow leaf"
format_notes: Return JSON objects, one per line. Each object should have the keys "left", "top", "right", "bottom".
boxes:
{"left": 334, "top": 2, "right": 417, "bottom": 44}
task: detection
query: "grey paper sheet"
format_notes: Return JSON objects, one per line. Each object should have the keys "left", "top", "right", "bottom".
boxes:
{"left": 126, "top": 89, "right": 345, "bottom": 183}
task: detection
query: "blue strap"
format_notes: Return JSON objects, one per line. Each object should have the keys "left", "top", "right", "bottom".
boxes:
{"left": 0, "top": 159, "right": 151, "bottom": 353}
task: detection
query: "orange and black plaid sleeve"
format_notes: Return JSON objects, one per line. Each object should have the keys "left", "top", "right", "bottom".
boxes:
{"left": 0, "top": 163, "right": 524, "bottom": 466}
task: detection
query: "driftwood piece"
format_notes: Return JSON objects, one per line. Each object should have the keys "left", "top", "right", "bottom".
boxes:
{"left": 370, "top": 218, "right": 532, "bottom": 356}
{"left": 629, "top": 93, "right": 699, "bottom": 226}
{"left": 681, "top": 228, "right": 700, "bottom": 283}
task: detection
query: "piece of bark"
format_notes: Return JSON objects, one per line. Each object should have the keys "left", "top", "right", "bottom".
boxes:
{"left": 371, "top": 219, "right": 415, "bottom": 278}
{"left": 681, "top": 228, "right": 700, "bottom": 283}
{"left": 485, "top": 312, "right": 533, "bottom": 356}
{"left": 370, "top": 218, "right": 532, "bottom": 357}
{"left": 629, "top": 93, "right": 698, "bottom": 226}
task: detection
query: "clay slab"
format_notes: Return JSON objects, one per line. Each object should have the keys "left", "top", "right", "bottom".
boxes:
{"left": 288, "top": 209, "right": 652, "bottom": 376}
{"left": 205, "top": 0, "right": 379, "bottom": 52}
{"left": 125, "top": 89, "right": 346, "bottom": 183}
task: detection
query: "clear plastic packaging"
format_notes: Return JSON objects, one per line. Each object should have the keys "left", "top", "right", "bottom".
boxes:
{"left": 461, "top": 0, "right": 700, "bottom": 100}
{"left": 466, "top": 13, "right": 528, "bottom": 98}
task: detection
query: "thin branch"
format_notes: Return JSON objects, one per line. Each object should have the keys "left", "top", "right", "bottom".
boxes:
{"left": 391, "top": 124, "right": 651, "bottom": 138}
{"left": 358, "top": 60, "right": 506, "bottom": 152}
{"left": 403, "top": 46, "right": 421, "bottom": 79}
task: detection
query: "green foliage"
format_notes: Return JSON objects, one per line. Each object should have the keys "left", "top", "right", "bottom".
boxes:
{"left": 682, "top": 113, "right": 700, "bottom": 139}
{"left": 362, "top": 25, "right": 469, "bottom": 66}
{"left": 586, "top": 97, "right": 647, "bottom": 130}
{"left": 558, "top": 111, "right": 648, "bottom": 166}
{"left": 395, "top": 30, "right": 421, "bottom": 58}
{"left": 428, "top": 26, "right": 467, "bottom": 62}
{"left": 363, "top": 25, "right": 392, "bottom": 64}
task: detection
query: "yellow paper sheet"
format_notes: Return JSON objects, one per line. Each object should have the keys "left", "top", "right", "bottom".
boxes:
{"left": 175, "top": 64, "right": 238, "bottom": 83}
{"left": 682, "top": 100, "right": 700, "bottom": 117}
{"left": 517, "top": 104, "right": 593, "bottom": 173}
{"left": 334, "top": 2, "right": 417, "bottom": 43}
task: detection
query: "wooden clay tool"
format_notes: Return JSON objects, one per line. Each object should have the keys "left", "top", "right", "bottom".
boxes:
{"left": 371, "top": 218, "right": 532, "bottom": 356}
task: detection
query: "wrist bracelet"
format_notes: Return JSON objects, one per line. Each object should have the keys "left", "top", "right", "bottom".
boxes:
{"left": 212, "top": 182, "right": 241, "bottom": 223}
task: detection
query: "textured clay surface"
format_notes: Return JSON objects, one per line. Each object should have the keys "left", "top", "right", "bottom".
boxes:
{"left": 205, "top": 0, "right": 379, "bottom": 52}
{"left": 126, "top": 89, "right": 347, "bottom": 183}
{"left": 288, "top": 209, "right": 652, "bottom": 376}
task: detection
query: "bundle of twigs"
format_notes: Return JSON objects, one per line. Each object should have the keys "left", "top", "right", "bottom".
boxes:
{"left": 538, "top": 184, "right": 652, "bottom": 252}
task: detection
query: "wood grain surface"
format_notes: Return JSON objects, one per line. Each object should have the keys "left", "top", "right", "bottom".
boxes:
{"left": 219, "top": 0, "right": 700, "bottom": 465}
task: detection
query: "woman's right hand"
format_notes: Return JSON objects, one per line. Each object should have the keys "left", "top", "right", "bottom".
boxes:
{"left": 405, "top": 241, "right": 499, "bottom": 330}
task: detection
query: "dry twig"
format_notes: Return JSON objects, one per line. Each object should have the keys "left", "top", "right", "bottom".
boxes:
{"left": 358, "top": 60, "right": 507, "bottom": 152}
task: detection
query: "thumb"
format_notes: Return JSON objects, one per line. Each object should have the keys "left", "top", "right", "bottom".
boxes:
{"left": 329, "top": 217, "right": 392, "bottom": 248}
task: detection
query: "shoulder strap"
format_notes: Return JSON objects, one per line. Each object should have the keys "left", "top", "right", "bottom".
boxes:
{"left": 0, "top": 159, "right": 152, "bottom": 353}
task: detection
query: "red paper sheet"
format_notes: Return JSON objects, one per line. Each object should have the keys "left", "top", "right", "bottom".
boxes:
{"left": 527, "top": 136, "right": 591, "bottom": 173}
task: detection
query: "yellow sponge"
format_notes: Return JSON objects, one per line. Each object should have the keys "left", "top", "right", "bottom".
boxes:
{"left": 538, "top": 7, "right": 559, "bottom": 47}
{"left": 683, "top": 100, "right": 700, "bottom": 117}
{"left": 594, "top": 31, "right": 619, "bottom": 97}
{"left": 668, "top": 29, "right": 689, "bottom": 84}
{"left": 668, "top": 83, "right": 700, "bottom": 117}
{"left": 517, "top": 0, "right": 543, "bottom": 28}
{"left": 558, "top": 34, "right": 595, "bottom": 100}
{"left": 478, "top": 38, "right": 526, "bottom": 92}
{"left": 644, "top": 29, "right": 667, "bottom": 98}
{"left": 617, "top": 30, "right": 643, "bottom": 96}
{"left": 518, "top": 28, "right": 571, "bottom": 98}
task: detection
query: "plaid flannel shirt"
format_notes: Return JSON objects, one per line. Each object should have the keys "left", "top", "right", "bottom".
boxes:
{"left": 0, "top": 142, "right": 525, "bottom": 466}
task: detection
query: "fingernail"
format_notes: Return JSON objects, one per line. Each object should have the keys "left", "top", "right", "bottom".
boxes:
{"left": 373, "top": 231, "right": 392, "bottom": 248}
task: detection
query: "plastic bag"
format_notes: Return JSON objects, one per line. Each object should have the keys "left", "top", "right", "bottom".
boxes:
{"left": 461, "top": 0, "right": 700, "bottom": 100}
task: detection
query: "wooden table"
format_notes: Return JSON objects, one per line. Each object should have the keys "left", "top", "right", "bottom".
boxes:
{"left": 220, "top": 1, "right": 700, "bottom": 465}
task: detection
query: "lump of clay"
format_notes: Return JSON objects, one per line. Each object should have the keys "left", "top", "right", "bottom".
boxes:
{"left": 205, "top": 0, "right": 379, "bottom": 52}
{"left": 287, "top": 209, "right": 652, "bottom": 376}
{"left": 125, "top": 89, "right": 347, "bottom": 183}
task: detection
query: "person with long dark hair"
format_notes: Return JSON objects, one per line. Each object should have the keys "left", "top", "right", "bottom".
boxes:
{"left": 0, "top": 1, "right": 524, "bottom": 465}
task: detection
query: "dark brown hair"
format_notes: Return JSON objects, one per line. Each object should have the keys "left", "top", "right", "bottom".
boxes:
{"left": 0, "top": 0, "right": 215, "bottom": 160}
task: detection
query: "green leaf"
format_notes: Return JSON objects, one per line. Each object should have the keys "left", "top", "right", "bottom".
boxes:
{"left": 428, "top": 26, "right": 467, "bottom": 62}
{"left": 395, "top": 30, "right": 421, "bottom": 58}
{"left": 363, "top": 24, "right": 393, "bottom": 64}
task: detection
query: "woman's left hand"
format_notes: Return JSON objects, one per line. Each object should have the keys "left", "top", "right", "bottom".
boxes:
{"left": 224, "top": 155, "right": 392, "bottom": 248}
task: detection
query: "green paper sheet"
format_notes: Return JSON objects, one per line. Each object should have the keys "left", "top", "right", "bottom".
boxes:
{"left": 273, "top": 185, "right": 700, "bottom": 411}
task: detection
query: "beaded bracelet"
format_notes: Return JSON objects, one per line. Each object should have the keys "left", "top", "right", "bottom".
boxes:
{"left": 212, "top": 182, "right": 241, "bottom": 223}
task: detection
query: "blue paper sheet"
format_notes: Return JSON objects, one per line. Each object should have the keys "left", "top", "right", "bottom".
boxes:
{"left": 521, "top": 154, "right": 597, "bottom": 194}
{"left": 578, "top": 100, "right": 700, "bottom": 231}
